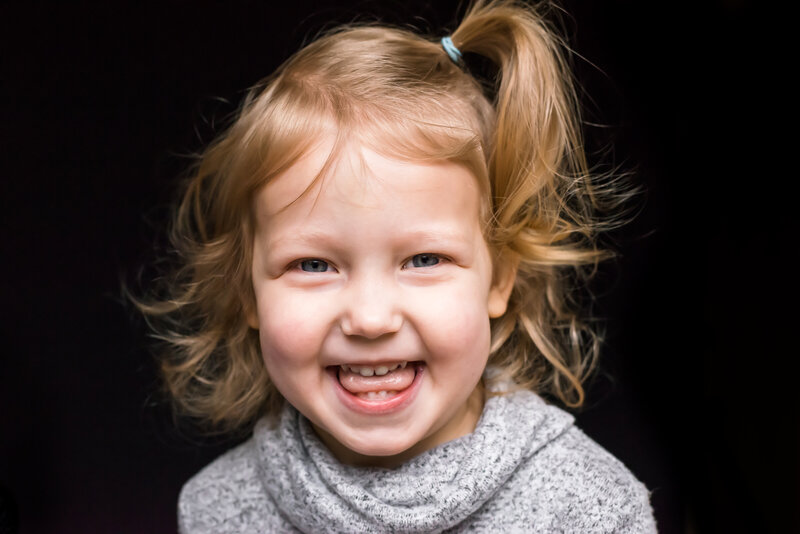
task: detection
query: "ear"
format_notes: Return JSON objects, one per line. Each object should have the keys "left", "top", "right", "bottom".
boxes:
{"left": 246, "top": 308, "right": 260, "bottom": 329}
{"left": 487, "top": 250, "right": 519, "bottom": 319}
{"left": 243, "top": 293, "right": 260, "bottom": 329}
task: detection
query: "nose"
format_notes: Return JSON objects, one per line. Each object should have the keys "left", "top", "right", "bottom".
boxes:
{"left": 339, "top": 273, "right": 403, "bottom": 339}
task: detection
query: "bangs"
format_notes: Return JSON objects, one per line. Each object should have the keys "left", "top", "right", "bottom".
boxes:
{"left": 352, "top": 102, "right": 490, "bottom": 193}
{"left": 235, "top": 78, "right": 492, "bottom": 209}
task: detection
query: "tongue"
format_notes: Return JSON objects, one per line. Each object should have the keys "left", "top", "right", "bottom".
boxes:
{"left": 338, "top": 365, "right": 416, "bottom": 394}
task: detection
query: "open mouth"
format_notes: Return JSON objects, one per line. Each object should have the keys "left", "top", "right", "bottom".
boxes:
{"left": 329, "top": 361, "right": 424, "bottom": 413}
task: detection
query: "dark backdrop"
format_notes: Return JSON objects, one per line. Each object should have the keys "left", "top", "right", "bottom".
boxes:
{"left": 1, "top": 1, "right": 795, "bottom": 533}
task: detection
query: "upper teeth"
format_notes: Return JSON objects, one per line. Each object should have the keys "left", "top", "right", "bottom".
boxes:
{"left": 340, "top": 362, "right": 408, "bottom": 376}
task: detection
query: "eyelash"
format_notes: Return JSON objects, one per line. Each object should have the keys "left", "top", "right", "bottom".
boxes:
{"left": 291, "top": 253, "right": 446, "bottom": 273}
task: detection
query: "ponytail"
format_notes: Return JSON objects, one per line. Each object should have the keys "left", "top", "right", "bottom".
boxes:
{"left": 453, "top": 1, "right": 610, "bottom": 407}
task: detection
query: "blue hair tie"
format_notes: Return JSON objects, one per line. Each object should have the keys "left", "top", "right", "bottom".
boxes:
{"left": 440, "top": 36, "right": 462, "bottom": 65}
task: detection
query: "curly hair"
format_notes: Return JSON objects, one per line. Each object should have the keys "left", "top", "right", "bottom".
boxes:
{"left": 139, "top": 0, "right": 623, "bottom": 434}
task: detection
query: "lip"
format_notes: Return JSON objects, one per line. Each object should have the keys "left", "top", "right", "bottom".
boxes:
{"left": 328, "top": 362, "right": 424, "bottom": 415}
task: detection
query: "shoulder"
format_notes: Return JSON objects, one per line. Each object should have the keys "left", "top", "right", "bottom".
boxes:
{"left": 177, "top": 438, "right": 285, "bottom": 534}
{"left": 521, "top": 422, "right": 657, "bottom": 532}
{"left": 468, "top": 390, "right": 656, "bottom": 532}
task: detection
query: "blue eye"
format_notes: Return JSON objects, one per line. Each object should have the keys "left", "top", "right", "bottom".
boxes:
{"left": 408, "top": 254, "right": 440, "bottom": 268}
{"left": 299, "top": 259, "right": 331, "bottom": 272}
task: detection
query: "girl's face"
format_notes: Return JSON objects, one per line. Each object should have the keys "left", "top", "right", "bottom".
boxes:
{"left": 249, "top": 138, "right": 514, "bottom": 467}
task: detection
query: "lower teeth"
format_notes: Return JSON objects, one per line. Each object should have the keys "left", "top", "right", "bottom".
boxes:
{"left": 356, "top": 390, "right": 398, "bottom": 400}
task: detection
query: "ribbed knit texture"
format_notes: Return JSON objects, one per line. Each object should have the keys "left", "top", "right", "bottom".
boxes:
{"left": 179, "top": 389, "right": 656, "bottom": 533}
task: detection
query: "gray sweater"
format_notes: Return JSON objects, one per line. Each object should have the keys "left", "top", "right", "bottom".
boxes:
{"left": 178, "top": 389, "right": 656, "bottom": 533}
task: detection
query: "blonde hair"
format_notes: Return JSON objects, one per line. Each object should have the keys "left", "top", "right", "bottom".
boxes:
{"left": 139, "top": 0, "right": 622, "bottom": 433}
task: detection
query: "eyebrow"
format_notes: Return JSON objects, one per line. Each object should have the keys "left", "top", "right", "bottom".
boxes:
{"left": 266, "top": 226, "right": 471, "bottom": 251}
{"left": 397, "top": 227, "right": 472, "bottom": 246}
{"left": 266, "top": 230, "right": 342, "bottom": 251}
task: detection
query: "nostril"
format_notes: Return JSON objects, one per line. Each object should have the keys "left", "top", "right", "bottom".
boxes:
{"left": 340, "top": 313, "right": 402, "bottom": 339}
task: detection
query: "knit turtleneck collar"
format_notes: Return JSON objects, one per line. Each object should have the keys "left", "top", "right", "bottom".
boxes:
{"left": 253, "top": 389, "right": 574, "bottom": 533}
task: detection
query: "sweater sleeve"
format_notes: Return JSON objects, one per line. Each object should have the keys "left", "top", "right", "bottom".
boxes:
{"left": 543, "top": 426, "right": 658, "bottom": 533}
{"left": 590, "top": 467, "right": 656, "bottom": 534}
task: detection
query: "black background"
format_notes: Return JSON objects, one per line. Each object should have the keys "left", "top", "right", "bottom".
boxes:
{"left": 1, "top": 1, "right": 796, "bottom": 533}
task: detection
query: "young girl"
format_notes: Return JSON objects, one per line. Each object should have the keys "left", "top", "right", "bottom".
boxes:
{"left": 143, "top": 0, "right": 656, "bottom": 531}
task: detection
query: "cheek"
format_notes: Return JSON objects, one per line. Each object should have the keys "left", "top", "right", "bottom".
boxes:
{"left": 414, "top": 282, "right": 492, "bottom": 357}
{"left": 256, "top": 288, "right": 332, "bottom": 365}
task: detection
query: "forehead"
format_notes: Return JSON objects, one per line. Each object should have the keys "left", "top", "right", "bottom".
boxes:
{"left": 253, "top": 137, "right": 482, "bottom": 227}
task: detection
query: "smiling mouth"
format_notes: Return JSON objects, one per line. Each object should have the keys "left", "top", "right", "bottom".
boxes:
{"left": 337, "top": 362, "right": 418, "bottom": 399}
{"left": 329, "top": 361, "right": 424, "bottom": 411}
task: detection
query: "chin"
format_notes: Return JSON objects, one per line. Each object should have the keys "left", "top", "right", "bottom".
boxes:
{"left": 342, "top": 426, "right": 421, "bottom": 453}
{"left": 316, "top": 424, "right": 426, "bottom": 466}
